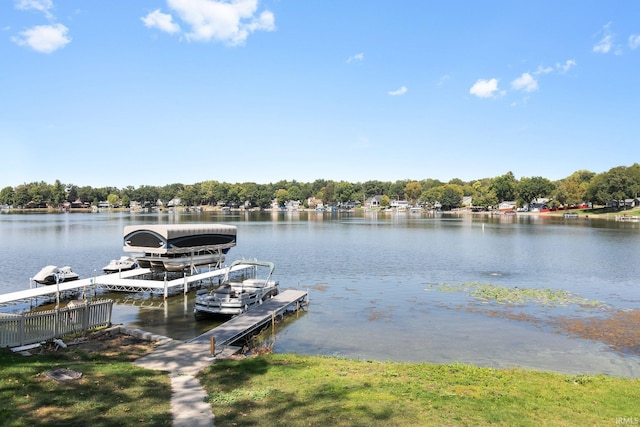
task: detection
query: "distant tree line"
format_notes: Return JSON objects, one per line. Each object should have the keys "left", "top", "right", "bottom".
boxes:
{"left": 1, "top": 164, "right": 639, "bottom": 211}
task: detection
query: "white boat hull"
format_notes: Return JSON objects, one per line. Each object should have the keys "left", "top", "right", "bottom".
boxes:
{"left": 33, "top": 265, "right": 79, "bottom": 285}
{"left": 137, "top": 252, "right": 225, "bottom": 272}
{"left": 194, "top": 281, "right": 279, "bottom": 316}
{"left": 103, "top": 256, "right": 138, "bottom": 273}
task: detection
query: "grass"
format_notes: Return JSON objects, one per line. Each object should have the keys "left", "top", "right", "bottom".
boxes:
{"left": 0, "top": 338, "right": 172, "bottom": 427}
{"left": 552, "top": 206, "right": 640, "bottom": 217}
{"left": 2, "top": 332, "right": 639, "bottom": 426}
{"left": 199, "top": 354, "right": 640, "bottom": 427}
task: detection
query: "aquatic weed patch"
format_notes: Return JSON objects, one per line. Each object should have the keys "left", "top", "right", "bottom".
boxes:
{"left": 552, "top": 309, "right": 640, "bottom": 355}
{"left": 433, "top": 283, "right": 602, "bottom": 307}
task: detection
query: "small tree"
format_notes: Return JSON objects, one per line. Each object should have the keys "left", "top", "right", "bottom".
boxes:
{"left": 275, "top": 189, "right": 289, "bottom": 207}
{"left": 440, "top": 184, "right": 464, "bottom": 210}
{"left": 107, "top": 193, "right": 119, "bottom": 207}
{"left": 404, "top": 181, "right": 422, "bottom": 206}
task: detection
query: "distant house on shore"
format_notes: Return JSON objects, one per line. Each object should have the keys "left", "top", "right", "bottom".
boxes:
{"left": 167, "top": 198, "right": 181, "bottom": 208}
{"left": 499, "top": 201, "right": 516, "bottom": 212}
{"left": 607, "top": 198, "right": 640, "bottom": 208}
{"left": 390, "top": 199, "right": 409, "bottom": 210}
{"left": 365, "top": 195, "right": 383, "bottom": 209}
{"left": 307, "top": 197, "right": 323, "bottom": 209}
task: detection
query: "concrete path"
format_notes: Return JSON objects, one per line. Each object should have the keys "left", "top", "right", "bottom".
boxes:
{"left": 126, "top": 328, "right": 237, "bottom": 427}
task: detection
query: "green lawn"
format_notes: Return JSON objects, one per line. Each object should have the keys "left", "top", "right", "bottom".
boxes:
{"left": 199, "top": 354, "right": 640, "bottom": 427}
{"left": 2, "top": 331, "right": 639, "bottom": 426}
{"left": 0, "top": 340, "right": 171, "bottom": 427}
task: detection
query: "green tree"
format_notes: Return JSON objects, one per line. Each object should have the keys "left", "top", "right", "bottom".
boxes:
{"left": 404, "top": 181, "right": 423, "bottom": 206}
{"left": 420, "top": 178, "right": 445, "bottom": 191}
{"left": 388, "top": 180, "right": 409, "bottom": 200}
{"left": 254, "top": 185, "right": 273, "bottom": 209}
{"left": 362, "top": 180, "right": 389, "bottom": 198}
{"left": 107, "top": 193, "right": 119, "bottom": 207}
{"left": 440, "top": 184, "right": 464, "bottom": 210}
{"left": 322, "top": 182, "right": 336, "bottom": 205}
{"left": 13, "top": 185, "right": 29, "bottom": 207}
{"left": 335, "top": 181, "right": 354, "bottom": 204}
{"left": 516, "top": 177, "right": 555, "bottom": 206}
{"left": 554, "top": 170, "right": 594, "bottom": 207}
{"left": 380, "top": 195, "right": 391, "bottom": 208}
{"left": 0, "top": 186, "right": 15, "bottom": 205}
{"left": 66, "top": 185, "right": 78, "bottom": 203}
{"left": 181, "top": 185, "right": 199, "bottom": 206}
{"left": 489, "top": 172, "right": 517, "bottom": 202}
{"left": 474, "top": 191, "right": 499, "bottom": 209}
{"left": 421, "top": 187, "right": 443, "bottom": 209}
{"left": 52, "top": 180, "right": 66, "bottom": 205}
{"left": 287, "top": 185, "right": 302, "bottom": 202}
{"left": 275, "top": 189, "right": 289, "bottom": 207}
{"left": 586, "top": 165, "right": 640, "bottom": 208}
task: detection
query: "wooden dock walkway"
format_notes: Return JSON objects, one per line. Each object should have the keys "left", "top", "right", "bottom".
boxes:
{"left": 190, "top": 289, "right": 308, "bottom": 347}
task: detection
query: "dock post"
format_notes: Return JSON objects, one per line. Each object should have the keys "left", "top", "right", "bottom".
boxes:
{"left": 210, "top": 336, "right": 216, "bottom": 356}
{"left": 163, "top": 272, "right": 168, "bottom": 299}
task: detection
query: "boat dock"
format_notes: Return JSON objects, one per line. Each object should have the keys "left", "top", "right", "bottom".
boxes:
{"left": 615, "top": 215, "right": 640, "bottom": 222}
{"left": 0, "top": 264, "right": 254, "bottom": 307}
{"left": 190, "top": 289, "right": 308, "bottom": 349}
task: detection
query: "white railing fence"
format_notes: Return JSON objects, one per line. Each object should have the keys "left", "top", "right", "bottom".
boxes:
{"left": 0, "top": 299, "right": 113, "bottom": 348}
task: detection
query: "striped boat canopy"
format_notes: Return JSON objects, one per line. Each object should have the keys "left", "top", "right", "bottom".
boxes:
{"left": 123, "top": 224, "right": 237, "bottom": 255}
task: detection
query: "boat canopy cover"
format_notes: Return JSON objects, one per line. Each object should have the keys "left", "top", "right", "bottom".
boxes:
{"left": 224, "top": 259, "right": 275, "bottom": 282}
{"left": 123, "top": 224, "right": 237, "bottom": 255}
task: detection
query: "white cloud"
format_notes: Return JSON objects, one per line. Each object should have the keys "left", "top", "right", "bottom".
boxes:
{"left": 469, "top": 78, "right": 499, "bottom": 98}
{"left": 629, "top": 34, "right": 640, "bottom": 50}
{"left": 347, "top": 52, "right": 364, "bottom": 64}
{"left": 437, "top": 74, "right": 451, "bottom": 86}
{"left": 557, "top": 59, "right": 576, "bottom": 73}
{"left": 141, "top": 9, "right": 181, "bottom": 34}
{"left": 11, "top": 23, "right": 70, "bottom": 53}
{"left": 511, "top": 73, "right": 538, "bottom": 92}
{"left": 593, "top": 22, "right": 616, "bottom": 54}
{"left": 387, "top": 86, "right": 407, "bottom": 96}
{"left": 148, "top": 0, "right": 276, "bottom": 45}
{"left": 534, "top": 65, "right": 553, "bottom": 75}
{"left": 593, "top": 34, "right": 613, "bottom": 53}
{"left": 15, "top": 0, "right": 54, "bottom": 19}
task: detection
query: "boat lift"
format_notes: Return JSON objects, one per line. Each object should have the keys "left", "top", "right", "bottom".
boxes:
{"left": 0, "top": 263, "right": 255, "bottom": 307}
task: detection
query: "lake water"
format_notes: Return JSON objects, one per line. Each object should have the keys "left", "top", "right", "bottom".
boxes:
{"left": 1, "top": 211, "right": 639, "bottom": 377}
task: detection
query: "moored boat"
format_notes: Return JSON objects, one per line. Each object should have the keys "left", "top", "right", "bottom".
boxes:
{"left": 33, "top": 265, "right": 79, "bottom": 285}
{"left": 103, "top": 256, "right": 138, "bottom": 273}
{"left": 123, "top": 223, "right": 236, "bottom": 272}
{"left": 194, "top": 259, "right": 279, "bottom": 317}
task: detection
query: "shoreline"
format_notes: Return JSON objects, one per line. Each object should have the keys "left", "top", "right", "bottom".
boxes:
{"left": 2, "top": 205, "right": 639, "bottom": 219}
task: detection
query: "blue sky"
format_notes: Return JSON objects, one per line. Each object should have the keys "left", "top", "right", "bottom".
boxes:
{"left": 1, "top": 1, "right": 639, "bottom": 188}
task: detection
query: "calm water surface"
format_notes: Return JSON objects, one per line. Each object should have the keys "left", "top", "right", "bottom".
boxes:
{"left": 1, "top": 211, "right": 639, "bottom": 377}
